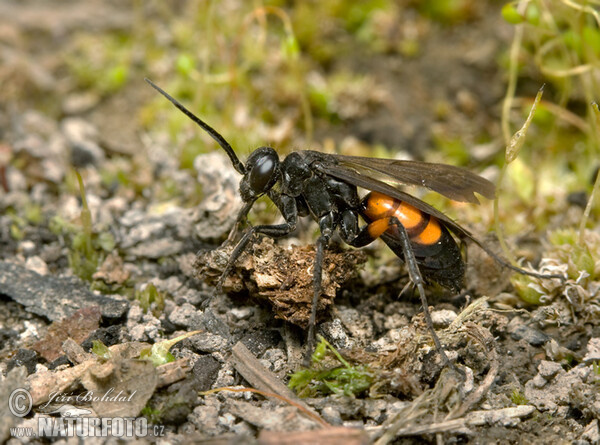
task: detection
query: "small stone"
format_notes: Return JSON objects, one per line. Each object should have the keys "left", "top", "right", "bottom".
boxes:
{"left": 18, "top": 241, "right": 36, "bottom": 256}
{"left": 538, "top": 360, "right": 563, "bottom": 380}
{"left": 362, "top": 399, "right": 387, "bottom": 420}
{"left": 321, "top": 406, "right": 343, "bottom": 425}
{"left": 531, "top": 374, "right": 547, "bottom": 389}
{"left": 230, "top": 307, "right": 253, "bottom": 321}
{"left": 0, "top": 261, "right": 129, "bottom": 322}
{"left": 582, "top": 419, "right": 600, "bottom": 443}
{"left": 188, "top": 333, "right": 229, "bottom": 353}
{"left": 189, "top": 399, "right": 222, "bottom": 436}
{"left": 240, "top": 330, "right": 282, "bottom": 357}
{"left": 212, "top": 362, "right": 235, "bottom": 388}
{"left": 218, "top": 413, "right": 236, "bottom": 429}
{"left": 168, "top": 303, "right": 203, "bottom": 329}
{"left": 336, "top": 306, "right": 374, "bottom": 340}
{"left": 6, "top": 349, "right": 40, "bottom": 374}
{"left": 24, "top": 256, "right": 48, "bottom": 275}
{"left": 507, "top": 319, "right": 549, "bottom": 346}
{"left": 583, "top": 338, "right": 600, "bottom": 364}
{"left": 62, "top": 92, "right": 100, "bottom": 115}
{"left": 192, "top": 355, "right": 222, "bottom": 391}
{"left": 430, "top": 309, "right": 457, "bottom": 327}
{"left": 320, "top": 318, "right": 354, "bottom": 350}
{"left": 262, "top": 348, "right": 286, "bottom": 373}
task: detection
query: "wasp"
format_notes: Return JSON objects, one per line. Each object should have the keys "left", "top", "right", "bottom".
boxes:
{"left": 145, "top": 78, "right": 561, "bottom": 367}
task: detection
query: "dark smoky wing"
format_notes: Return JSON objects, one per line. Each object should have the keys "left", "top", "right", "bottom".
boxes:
{"left": 317, "top": 162, "right": 474, "bottom": 240}
{"left": 332, "top": 155, "right": 496, "bottom": 204}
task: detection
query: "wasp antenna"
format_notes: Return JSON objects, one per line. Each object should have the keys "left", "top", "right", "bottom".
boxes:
{"left": 145, "top": 78, "right": 246, "bottom": 175}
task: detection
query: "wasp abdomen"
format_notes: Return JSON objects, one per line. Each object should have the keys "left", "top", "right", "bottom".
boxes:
{"left": 361, "top": 191, "right": 443, "bottom": 246}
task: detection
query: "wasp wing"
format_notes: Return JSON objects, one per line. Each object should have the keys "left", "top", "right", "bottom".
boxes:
{"left": 329, "top": 154, "right": 496, "bottom": 204}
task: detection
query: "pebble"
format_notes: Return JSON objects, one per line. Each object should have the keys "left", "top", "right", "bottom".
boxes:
{"left": 538, "top": 360, "right": 563, "bottom": 380}
{"left": 583, "top": 338, "right": 600, "bottom": 363}
{"left": 430, "top": 309, "right": 457, "bottom": 327}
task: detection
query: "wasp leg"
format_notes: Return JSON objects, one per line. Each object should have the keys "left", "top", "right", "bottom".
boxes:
{"left": 387, "top": 220, "right": 462, "bottom": 374}
{"left": 345, "top": 216, "right": 461, "bottom": 373}
{"left": 204, "top": 195, "right": 298, "bottom": 307}
{"left": 224, "top": 200, "right": 255, "bottom": 246}
{"left": 304, "top": 212, "right": 335, "bottom": 367}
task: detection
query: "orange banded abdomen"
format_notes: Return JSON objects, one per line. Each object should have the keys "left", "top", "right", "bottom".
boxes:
{"left": 362, "top": 191, "right": 442, "bottom": 246}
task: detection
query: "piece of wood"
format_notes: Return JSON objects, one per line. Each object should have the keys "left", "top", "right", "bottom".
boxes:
{"left": 258, "top": 427, "right": 369, "bottom": 445}
{"left": 230, "top": 342, "right": 326, "bottom": 426}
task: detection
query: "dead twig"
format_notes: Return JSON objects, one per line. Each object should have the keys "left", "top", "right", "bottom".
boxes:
{"left": 229, "top": 341, "right": 327, "bottom": 427}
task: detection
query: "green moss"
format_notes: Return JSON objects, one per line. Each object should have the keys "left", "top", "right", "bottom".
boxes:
{"left": 549, "top": 229, "right": 597, "bottom": 280}
{"left": 289, "top": 336, "right": 377, "bottom": 398}
{"left": 510, "top": 388, "right": 529, "bottom": 405}
{"left": 141, "top": 405, "right": 163, "bottom": 425}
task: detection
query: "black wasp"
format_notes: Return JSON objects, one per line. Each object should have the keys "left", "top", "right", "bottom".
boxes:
{"left": 145, "top": 78, "right": 560, "bottom": 367}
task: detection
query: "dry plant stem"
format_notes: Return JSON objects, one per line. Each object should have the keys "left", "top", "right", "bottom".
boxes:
{"left": 370, "top": 406, "right": 536, "bottom": 441}
{"left": 579, "top": 103, "right": 600, "bottom": 245}
{"left": 201, "top": 386, "right": 329, "bottom": 428}
{"left": 496, "top": 84, "right": 545, "bottom": 266}
{"left": 229, "top": 342, "right": 326, "bottom": 425}
{"left": 500, "top": 4, "right": 524, "bottom": 145}
{"left": 373, "top": 390, "right": 430, "bottom": 444}
{"left": 492, "top": 164, "right": 516, "bottom": 264}
{"left": 510, "top": 97, "right": 589, "bottom": 135}
{"left": 258, "top": 427, "right": 369, "bottom": 445}
{"left": 497, "top": 5, "right": 525, "bottom": 265}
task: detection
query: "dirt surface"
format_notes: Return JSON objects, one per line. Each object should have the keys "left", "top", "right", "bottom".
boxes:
{"left": 1, "top": 1, "right": 599, "bottom": 444}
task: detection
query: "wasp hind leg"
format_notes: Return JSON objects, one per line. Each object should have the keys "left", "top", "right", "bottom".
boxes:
{"left": 345, "top": 216, "right": 462, "bottom": 374}
{"left": 387, "top": 221, "right": 463, "bottom": 375}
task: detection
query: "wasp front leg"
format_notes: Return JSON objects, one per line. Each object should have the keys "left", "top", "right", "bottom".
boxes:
{"left": 304, "top": 211, "right": 336, "bottom": 366}
{"left": 207, "top": 194, "right": 298, "bottom": 305}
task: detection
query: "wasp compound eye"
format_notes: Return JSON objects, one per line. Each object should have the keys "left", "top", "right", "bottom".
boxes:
{"left": 249, "top": 155, "right": 277, "bottom": 192}
{"left": 242, "top": 147, "right": 280, "bottom": 198}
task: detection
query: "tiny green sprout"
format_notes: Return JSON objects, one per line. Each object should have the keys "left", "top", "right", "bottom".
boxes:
{"left": 24, "top": 202, "right": 43, "bottom": 225}
{"left": 502, "top": 2, "right": 540, "bottom": 26}
{"left": 139, "top": 331, "right": 202, "bottom": 367}
{"left": 141, "top": 405, "right": 162, "bottom": 424}
{"left": 66, "top": 170, "right": 103, "bottom": 281}
{"left": 136, "top": 283, "right": 166, "bottom": 316}
{"left": 91, "top": 340, "right": 111, "bottom": 360}
{"left": 510, "top": 388, "right": 529, "bottom": 405}
{"left": 105, "top": 65, "right": 129, "bottom": 92}
{"left": 288, "top": 336, "right": 376, "bottom": 398}
{"left": 511, "top": 273, "right": 544, "bottom": 305}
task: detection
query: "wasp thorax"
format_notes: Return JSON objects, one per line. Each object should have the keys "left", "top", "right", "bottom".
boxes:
{"left": 239, "top": 147, "right": 280, "bottom": 201}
